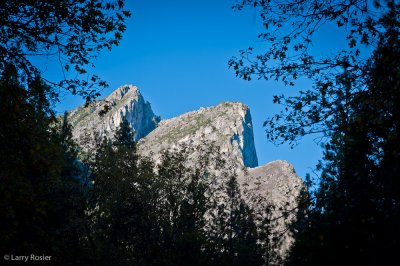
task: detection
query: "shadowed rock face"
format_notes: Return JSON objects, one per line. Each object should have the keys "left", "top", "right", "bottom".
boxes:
{"left": 68, "top": 85, "right": 159, "bottom": 151}
{"left": 70, "top": 85, "right": 304, "bottom": 263}
{"left": 138, "top": 101, "right": 258, "bottom": 168}
{"left": 238, "top": 161, "right": 304, "bottom": 262}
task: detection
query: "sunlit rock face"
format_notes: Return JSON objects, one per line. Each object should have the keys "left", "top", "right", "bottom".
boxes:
{"left": 70, "top": 85, "right": 304, "bottom": 263}
{"left": 68, "top": 85, "right": 159, "bottom": 151}
{"left": 138, "top": 101, "right": 258, "bottom": 168}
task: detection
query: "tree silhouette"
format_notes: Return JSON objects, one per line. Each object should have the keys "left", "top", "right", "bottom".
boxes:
{"left": 285, "top": 5, "right": 400, "bottom": 266}
{"left": 231, "top": 1, "right": 400, "bottom": 265}
{"left": 0, "top": 0, "right": 131, "bottom": 101}
{"left": 230, "top": 0, "right": 396, "bottom": 146}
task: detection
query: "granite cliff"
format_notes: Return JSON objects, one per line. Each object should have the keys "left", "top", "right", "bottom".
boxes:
{"left": 68, "top": 85, "right": 159, "bottom": 151}
{"left": 69, "top": 85, "right": 304, "bottom": 262}
{"left": 138, "top": 101, "right": 258, "bottom": 168}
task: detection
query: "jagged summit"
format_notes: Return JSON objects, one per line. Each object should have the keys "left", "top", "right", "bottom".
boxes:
{"left": 105, "top": 84, "right": 139, "bottom": 104}
{"left": 69, "top": 84, "right": 259, "bottom": 168}
{"left": 138, "top": 101, "right": 258, "bottom": 168}
{"left": 68, "top": 84, "right": 159, "bottom": 150}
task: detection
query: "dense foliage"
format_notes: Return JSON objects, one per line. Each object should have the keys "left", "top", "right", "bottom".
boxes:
{"left": 0, "top": 1, "right": 131, "bottom": 263}
{"left": 0, "top": 65, "right": 88, "bottom": 264}
{"left": 231, "top": 1, "right": 400, "bottom": 265}
{"left": 84, "top": 122, "right": 269, "bottom": 265}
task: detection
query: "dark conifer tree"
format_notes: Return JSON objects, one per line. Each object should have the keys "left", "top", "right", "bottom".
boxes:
{"left": 87, "top": 119, "right": 160, "bottom": 265}
{"left": 286, "top": 6, "right": 400, "bottom": 266}
{"left": 208, "top": 174, "right": 264, "bottom": 266}
{"left": 0, "top": 65, "right": 87, "bottom": 264}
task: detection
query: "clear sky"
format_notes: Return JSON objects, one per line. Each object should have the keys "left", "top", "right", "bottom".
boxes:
{"left": 50, "top": 0, "right": 344, "bottom": 180}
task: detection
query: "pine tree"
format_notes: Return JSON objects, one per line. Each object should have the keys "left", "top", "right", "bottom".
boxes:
{"left": 87, "top": 119, "right": 160, "bottom": 265}
{"left": 208, "top": 174, "right": 264, "bottom": 266}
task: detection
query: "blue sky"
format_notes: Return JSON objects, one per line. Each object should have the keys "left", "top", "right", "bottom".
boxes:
{"left": 51, "top": 0, "right": 335, "bottom": 180}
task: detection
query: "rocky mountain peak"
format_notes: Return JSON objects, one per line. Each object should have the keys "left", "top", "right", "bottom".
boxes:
{"left": 68, "top": 84, "right": 159, "bottom": 150}
{"left": 104, "top": 84, "right": 139, "bottom": 105}
{"left": 138, "top": 101, "right": 258, "bottom": 168}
